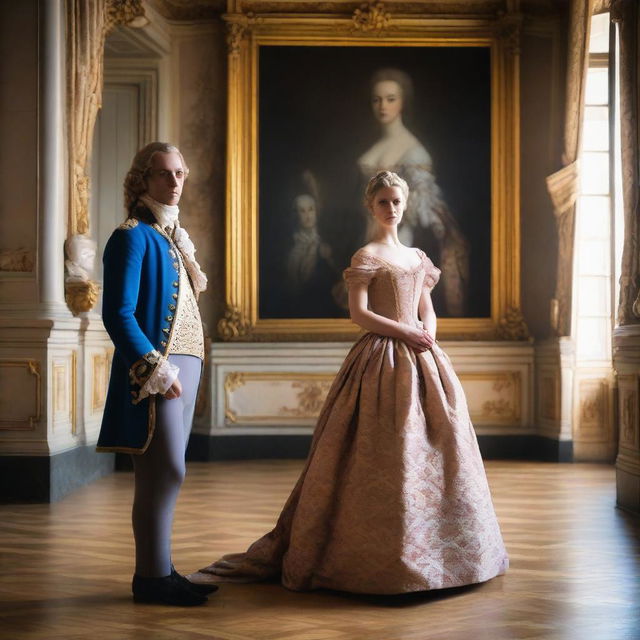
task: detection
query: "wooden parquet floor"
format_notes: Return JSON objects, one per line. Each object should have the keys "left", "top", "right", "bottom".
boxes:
{"left": 0, "top": 461, "right": 638, "bottom": 640}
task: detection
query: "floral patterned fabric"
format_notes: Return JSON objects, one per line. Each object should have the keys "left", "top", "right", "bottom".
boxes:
{"left": 195, "top": 249, "right": 508, "bottom": 594}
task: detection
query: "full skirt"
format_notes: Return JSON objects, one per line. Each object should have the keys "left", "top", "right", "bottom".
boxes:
{"left": 195, "top": 334, "right": 509, "bottom": 594}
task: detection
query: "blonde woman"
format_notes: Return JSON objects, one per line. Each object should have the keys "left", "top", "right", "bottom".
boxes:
{"left": 195, "top": 171, "right": 508, "bottom": 594}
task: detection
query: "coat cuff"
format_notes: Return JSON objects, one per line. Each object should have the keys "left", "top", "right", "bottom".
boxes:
{"left": 129, "top": 350, "right": 180, "bottom": 405}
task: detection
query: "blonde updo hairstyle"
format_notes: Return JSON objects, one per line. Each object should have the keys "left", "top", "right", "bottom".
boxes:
{"left": 364, "top": 170, "right": 409, "bottom": 209}
{"left": 123, "top": 142, "right": 190, "bottom": 216}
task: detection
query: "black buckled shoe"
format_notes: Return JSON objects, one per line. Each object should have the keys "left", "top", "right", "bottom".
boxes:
{"left": 132, "top": 573, "right": 208, "bottom": 606}
{"left": 171, "top": 565, "right": 219, "bottom": 595}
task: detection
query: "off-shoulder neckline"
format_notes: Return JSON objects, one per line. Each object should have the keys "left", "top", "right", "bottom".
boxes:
{"left": 357, "top": 248, "right": 425, "bottom": 273}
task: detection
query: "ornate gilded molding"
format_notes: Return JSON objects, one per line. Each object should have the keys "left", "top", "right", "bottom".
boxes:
{"left": 0, "top": 248, "right": 35, "bottom": 272}
{"left": 350, "top": 2, "right": 391, "bottom": 35}
{"left": 495, "top": 9, "right": 523, "bottom": 55}
{"left": 226, "top": 21, "right": 247, "bottom": 57}
{"left": 222, "top": 3, "right": 522, "bottom": 341}
{"left": 217, "top": 305, "right": 253, "bottom": 340}
{"left": 496, "top": 306, "right": 530, "bottom": 340}
{"left": 65, "top": 280, "right": 101, "bottom": 316}
{"left": 106, "top": 0, "right": 147, "bottom": 30}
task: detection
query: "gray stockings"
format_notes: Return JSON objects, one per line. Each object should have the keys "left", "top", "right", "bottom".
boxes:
{"left": 131, "top": 354, "right": 202, "bottom": 577}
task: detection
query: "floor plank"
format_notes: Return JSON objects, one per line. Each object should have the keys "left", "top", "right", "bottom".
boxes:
{"left": 0, "top": 461, "right": 638, "bottom": 640}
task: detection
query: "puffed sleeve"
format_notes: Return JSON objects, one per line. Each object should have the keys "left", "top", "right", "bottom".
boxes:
{"left": 343, "top": 249, "right": 379, "bottom": 287}
{"left": 417, "top": 249, "right": 441, "bottom": 291}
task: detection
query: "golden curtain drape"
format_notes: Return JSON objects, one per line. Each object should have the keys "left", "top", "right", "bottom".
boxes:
{"left": 613, "top": 0, "right": 640, "bottom": 325}
{"left": 66, "top": 0, "right": 145, "bottom": 236}
{"left": 545, "top": 0, "right": 595, "bottom": 337}
{"left": 64, "top": 0, "right": 145, "bottom": 314}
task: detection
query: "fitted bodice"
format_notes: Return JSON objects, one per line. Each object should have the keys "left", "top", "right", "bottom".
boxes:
{"left": 343, "top": 249, "right": 440, "bottom": 327}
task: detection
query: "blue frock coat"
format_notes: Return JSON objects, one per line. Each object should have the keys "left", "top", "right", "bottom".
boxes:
{"left": 97, "top": 215, "right": 182, "bottom": 454}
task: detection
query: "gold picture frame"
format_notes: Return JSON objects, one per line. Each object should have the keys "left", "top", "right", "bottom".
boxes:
{"left": 218, "top": 1, "right": 526, "bottom": 342}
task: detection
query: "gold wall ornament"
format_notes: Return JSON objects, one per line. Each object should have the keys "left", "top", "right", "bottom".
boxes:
{"left": 106, "top": 0, "right": 147, "bottom": 30}
{"left": 64, "top": 280, "right": 101, "bottom": 316}
{"left": 496, "top": 306, "right": 530, "bottom": 341}
{"left": 0, "top": 248, "right": 35, "bottom": 272}
{"left": 350, "top": 2, "right": 391, "bottom": 35}
{"left": 217, "top": 305, "right": 253, "bottom": 340}
{"left": 227, "top": 21, "right": 247, "bottom": 57}
{"left": 481, "top": 398, "right": 514, "bottom": 418}
{"left": 221, "top": 5, "right": 522, "bottom": 341}
{"left": 280, "top": 380, "right": 333, "bottom": 416}
{"left": 224, "top": 371, "right": 247, "bottom": 393}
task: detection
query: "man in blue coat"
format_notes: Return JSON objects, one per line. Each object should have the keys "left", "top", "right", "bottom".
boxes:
{"left": 98, "top": 142, "right": 216, "bottom": 606}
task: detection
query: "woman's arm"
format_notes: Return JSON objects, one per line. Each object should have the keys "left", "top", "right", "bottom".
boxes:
{"left": 418, "top": 288, "right": 437, "bottom": 339}
{"left": 348, "top": 282, "right": 431, "bottom": 352}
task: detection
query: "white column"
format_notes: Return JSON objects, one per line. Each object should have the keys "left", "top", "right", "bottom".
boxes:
{"left": 38, "top": 0, "right": 68, "bottom": 317}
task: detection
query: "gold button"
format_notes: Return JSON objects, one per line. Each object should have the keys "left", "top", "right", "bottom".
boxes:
{"left": 162, "top": 328, "right": 170, "bottom": 335}
{"left": 166, "top": 315, "right": 173, "bottom": 322}
{"left": 160, "top": 340, "right": 167, "bottom": 347}
{"left": 172, "top": 281, "right": 179, "bottom": 288}
{"left": 173, "top": 262, "right": 179, "bottom": 270}
{"left": 172, "top": 293, "right": 178, "bottom": 299}
{"left": 168, "top": 304, "right": 176, "bottom": 311}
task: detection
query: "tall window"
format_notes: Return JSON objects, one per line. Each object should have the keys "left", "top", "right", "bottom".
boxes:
{"left": 574, "top": 12, "right": 621, "bottom": 362}
{"left": 572, "top": 12, "right": 622, "bottom": 460}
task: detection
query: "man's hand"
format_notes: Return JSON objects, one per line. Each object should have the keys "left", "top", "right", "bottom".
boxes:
{"left": 164, "top": 377, "right": 182, "bottom": 400}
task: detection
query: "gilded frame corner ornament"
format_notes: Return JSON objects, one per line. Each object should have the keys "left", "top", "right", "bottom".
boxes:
{"left": 221, "top": 3, "right": 523, "bottom": 341}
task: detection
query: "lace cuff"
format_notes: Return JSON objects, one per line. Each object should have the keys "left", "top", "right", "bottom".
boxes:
{"left": 129, "top": 350, "right": 180, "bottom": 405}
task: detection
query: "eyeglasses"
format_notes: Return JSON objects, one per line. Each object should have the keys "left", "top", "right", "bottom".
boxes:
{"left": 147, "top": 169, "right": 186, "bottom": 180}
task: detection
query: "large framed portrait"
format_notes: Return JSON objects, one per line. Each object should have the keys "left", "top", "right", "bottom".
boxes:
{"left": 218, "top": 3, "right": 523, "bottom": 341}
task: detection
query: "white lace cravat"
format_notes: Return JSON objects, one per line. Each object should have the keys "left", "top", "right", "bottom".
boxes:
{"left": 138, "top": 193, "right": 208, "bottom": 297}
{"left": 140, "top": 193, "right": 179, "bottom": 230}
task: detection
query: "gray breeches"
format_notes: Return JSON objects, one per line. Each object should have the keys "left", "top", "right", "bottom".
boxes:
{"left": 131, "top": 354, "right": 202, "bottom": 577}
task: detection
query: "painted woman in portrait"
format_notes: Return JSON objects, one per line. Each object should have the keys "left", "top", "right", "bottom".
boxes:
{"left": 358, "top": 67, "right": 470, "bottom": 317}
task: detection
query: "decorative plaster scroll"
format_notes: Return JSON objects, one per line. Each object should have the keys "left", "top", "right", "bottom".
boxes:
{"left": 218, "top": 304, "right": 252, "bottom": 340}
{"left": 350, "top": 2, "right": 392, "bottom": 35}
{"left": 224, "top": 372, "right": 336, "bottom": 424}
{"left": 458, "top": 371, "right": 522, "bottom": 425}
{"left": 496, "top": 306, "right": 530, "bottom": 341}
{"left": 0, "top": 249, "right": 35, "bottom": 272}
{"left": 279, "top": 380, "right": 333, "bottom": 416}
{"left": 226, "top": 21, "right": 246, "bottom": 57}
{"left": 0, "top": 360, "right": 41, "bottom": 430}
